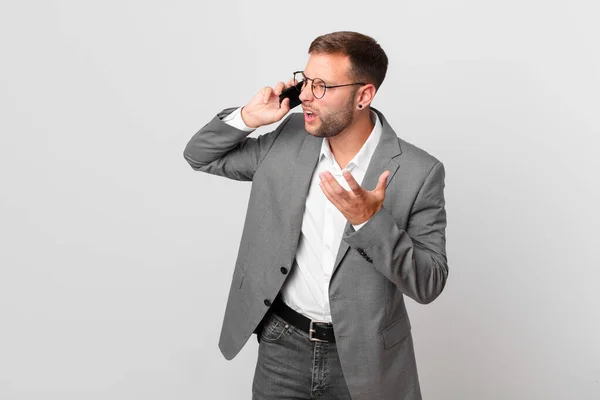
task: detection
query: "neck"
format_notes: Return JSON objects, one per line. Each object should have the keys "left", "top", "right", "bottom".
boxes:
{"left": 327, "top": 109, "right": 374, "bottom": 169}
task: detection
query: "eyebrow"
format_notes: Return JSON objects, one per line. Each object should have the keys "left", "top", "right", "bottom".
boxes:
{"left": 305, "top": 72, "right": 334, "bottom": 85}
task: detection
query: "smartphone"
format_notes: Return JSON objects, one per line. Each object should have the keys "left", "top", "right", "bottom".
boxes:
{"left": 279, "top": 81, "right": 303, "bottom": 109}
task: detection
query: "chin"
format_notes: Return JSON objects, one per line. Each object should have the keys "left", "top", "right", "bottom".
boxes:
{"left": 304, "top": 124, "right": 317, "bottom": 136}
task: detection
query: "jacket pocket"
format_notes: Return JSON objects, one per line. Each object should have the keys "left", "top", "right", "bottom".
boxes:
{"left": 381, "top": 313, "right": 412, "bottom": 349}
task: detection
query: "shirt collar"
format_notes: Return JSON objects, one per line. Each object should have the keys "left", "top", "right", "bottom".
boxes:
{"left": 320, "top": 110, "right": 383, "bottom": 172}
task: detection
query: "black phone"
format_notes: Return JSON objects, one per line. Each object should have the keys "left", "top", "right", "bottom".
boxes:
{"left": 279, "top": 81, "right": 303, "bottom": 109}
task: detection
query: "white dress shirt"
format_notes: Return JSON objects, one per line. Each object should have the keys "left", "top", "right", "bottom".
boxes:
{"left": 223, "top": 108, "right": 382, "bottom": 322}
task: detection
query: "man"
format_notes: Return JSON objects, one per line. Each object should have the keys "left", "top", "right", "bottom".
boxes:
{"left": 184, "top": 31, "right": 448, "bottom": 400}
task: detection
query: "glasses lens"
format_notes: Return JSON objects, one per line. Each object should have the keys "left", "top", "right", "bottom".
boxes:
{"left": 293, "top": 72, "right": 304, "bottom": 91}
{"left": 312, "top": 78, "right": 326, "bottom": 98}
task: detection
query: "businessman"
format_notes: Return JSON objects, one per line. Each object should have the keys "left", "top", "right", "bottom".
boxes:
{"left": 184, "top": 31, "right": 448, "bottom": 400}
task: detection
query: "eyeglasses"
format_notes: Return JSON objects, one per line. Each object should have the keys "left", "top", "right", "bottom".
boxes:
{"left": 292, "top": 71, "right": 365, "bottom": 99}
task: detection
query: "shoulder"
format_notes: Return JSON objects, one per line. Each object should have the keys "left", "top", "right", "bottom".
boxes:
{"left": 377, "top": 109, "right": 443, "bottom": 173}
{"left": 264, "top": 112, "right": 309, "bottom": 147}
{"left": 398, "top": 138, "right": 442, "bottom": 170}
{"left": 283, "top": 112, "right": 306, "bottom": 131}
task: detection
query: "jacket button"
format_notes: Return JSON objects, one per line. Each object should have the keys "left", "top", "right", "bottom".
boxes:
{"left": 264, "top": 299, "right": 272, "bottom": 307}
{"left": 357, "top": 248, "right": 365, "bottom": 254}
{"left": 280, "top": 266, "right": 288, "bottom": 274}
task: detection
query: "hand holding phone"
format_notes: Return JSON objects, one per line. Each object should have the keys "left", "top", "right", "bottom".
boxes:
{"left": 241, "top": 81, "right": 300, "bottom": 128}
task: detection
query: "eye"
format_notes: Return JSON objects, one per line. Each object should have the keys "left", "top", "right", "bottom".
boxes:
{"left": 313, "top": 79, "right": 326, "bottom": 91}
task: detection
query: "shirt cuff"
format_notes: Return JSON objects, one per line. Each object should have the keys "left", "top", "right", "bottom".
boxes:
{"left": 352, "top": 217, "right": 371, "bottom": 231}
{"left": 221, "top": 107, "right": 255, "bottom": 132}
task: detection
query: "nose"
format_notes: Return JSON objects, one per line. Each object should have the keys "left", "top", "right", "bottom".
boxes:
{"left": 298, "top": 81, "right": 313, "bottom": 102}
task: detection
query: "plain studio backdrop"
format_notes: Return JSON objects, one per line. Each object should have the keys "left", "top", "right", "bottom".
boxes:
{"left": 1, "top": 1, "right": 598, "bottom": 399}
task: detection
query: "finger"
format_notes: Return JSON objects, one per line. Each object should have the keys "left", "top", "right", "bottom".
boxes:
{"left": 262, "top": 86, "right": 273, "bottom": 104}
{"left": 276, "top": 97, "right": 290, "bottom": 117}
{"left": 319, "top": 179, "right": 342, "bottom": 210}
{"left": 342, "top": 170, "right": 362, "bottom": 194}
{"left": 320, "top": 172, "right": 349, "bottom": 202}
{"left": 286, "top": 78, "right": 296, "bottom": 88}
{"left": 376, "top": 170, "right": 390, "bottom": 191}
{"left": 274, "top": 81, "right": 285, "bottom": 96}
{"left": 373, "top": 171, "right": 390, "bottom": 197}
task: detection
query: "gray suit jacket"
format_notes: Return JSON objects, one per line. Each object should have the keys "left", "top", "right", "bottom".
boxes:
{"left": 184, "top": 107, "right": 448, "bottom": 400}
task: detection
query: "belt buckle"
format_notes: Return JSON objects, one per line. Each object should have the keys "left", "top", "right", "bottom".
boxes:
{"left": 309, "top": 320, "right": 330, "bottom": 342}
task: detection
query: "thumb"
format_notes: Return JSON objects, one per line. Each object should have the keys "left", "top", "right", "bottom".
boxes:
{"left": 275, "top": 97, "right": 290, "bottom": 119}
{"left": 376, "top": 171, "right": 390, "bottom": 191}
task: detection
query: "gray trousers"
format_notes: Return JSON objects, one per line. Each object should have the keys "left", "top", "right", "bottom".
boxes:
{"left": 252, "top": 312, "right": 353, "bottom": 400}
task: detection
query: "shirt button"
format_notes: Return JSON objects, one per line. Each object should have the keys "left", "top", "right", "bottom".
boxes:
{"left": 264, "top": 299, "right": 272, "bottom": 307}
{"left": 280, "top": 266, "right": 288, "bottom": 274}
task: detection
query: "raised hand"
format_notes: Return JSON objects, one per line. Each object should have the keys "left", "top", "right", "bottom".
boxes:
{"left": 240, "top": 80, "right": 295, "bottom": 128}
{"left": 319, "top": 170, "right": 391, "bottom": 226}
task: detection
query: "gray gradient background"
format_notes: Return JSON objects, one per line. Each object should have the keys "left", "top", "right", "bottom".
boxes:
{"left": 1, "top": 1, "right": 599, "bottom": 399}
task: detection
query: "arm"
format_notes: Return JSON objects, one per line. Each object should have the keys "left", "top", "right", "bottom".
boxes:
{"left": 343, "top": 162, "right": 448, "bottom": 304}
{"left": 183, "top": 107, "right": 292, "bottom": 181}
{"left": 183, "top": 80, "right": 295, "bottom": 181}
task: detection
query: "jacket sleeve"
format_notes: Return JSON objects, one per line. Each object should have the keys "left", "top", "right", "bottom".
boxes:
{"left": 342, "top": 161, "right": 448, "bottom": 304}
{"left": 183, "top": 108, "right": 293, "bottom": 181}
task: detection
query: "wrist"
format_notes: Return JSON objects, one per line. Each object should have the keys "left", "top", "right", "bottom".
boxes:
{"left": 240, "top": 107, "right": 260, "bottom": 129}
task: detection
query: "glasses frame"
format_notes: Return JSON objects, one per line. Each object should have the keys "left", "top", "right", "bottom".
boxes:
{"left": 293, "top": 71, "right": 365, "bottom": 99}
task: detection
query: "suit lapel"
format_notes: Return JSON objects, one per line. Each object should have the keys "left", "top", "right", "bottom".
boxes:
{"left": 331, "top": 109, "right": 403, "bottom": 277}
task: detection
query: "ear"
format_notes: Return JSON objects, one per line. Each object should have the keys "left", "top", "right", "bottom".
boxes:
{"left": 357, "top": 84, "right": 377, "bottom": 108}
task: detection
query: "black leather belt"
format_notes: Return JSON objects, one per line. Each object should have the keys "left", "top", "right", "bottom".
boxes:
{"left": 271, "top": 296, "right": 336, "bottom": 342}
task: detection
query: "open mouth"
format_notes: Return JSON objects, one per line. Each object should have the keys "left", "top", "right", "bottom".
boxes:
{"left": 304, "top": 110, "right": 317, "bottom": 123}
